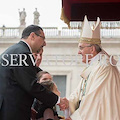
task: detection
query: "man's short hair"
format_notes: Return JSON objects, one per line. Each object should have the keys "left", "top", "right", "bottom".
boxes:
{"left": 21, "top": 25, "right": 43, "bottom": 39}
{"left": 92, "top": 44, "right": 102, "bottom": 53}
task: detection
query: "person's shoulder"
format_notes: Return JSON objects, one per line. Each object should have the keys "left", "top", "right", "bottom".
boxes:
{"left": 7, "top": 41, "right": 31, "bottom": 54}
{"left": 97, "top": 55, "right": 112, "bottom": 67}
{"left": 97, "top": 56, "right": 118, "bottom": 74}
{"left": 16, "top": 41, "right": 31, "bottom": 53}
{"left": 36, "top": 67, "right": 42, "bottom": 73}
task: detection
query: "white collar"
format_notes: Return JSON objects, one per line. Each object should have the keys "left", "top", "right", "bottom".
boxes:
{"left": 90, "top": 52, "right": 102, "bottom": 65}
{"left": 21, "top": 40, "right": 32, "bottom": 53}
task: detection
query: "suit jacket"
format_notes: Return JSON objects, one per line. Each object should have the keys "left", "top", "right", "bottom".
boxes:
{"left": 69, "top": 54, "right": 120, "bottom": 120}
{"left": 0, "top": 41, "right": 58, "bottom": 120}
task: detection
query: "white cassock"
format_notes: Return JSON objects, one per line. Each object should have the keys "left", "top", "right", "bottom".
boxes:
{"left": 69, "top": 53, "right": 120, "bottom": 120}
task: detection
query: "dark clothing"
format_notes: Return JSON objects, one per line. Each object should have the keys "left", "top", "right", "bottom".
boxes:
{"left": 0, "top": 41, "right": 58, "bottom": 120}
{"left": 36, "top": 66, "right": 42, "bottom": 73}
{"left": 33, "top": 99, "right": 58, "bottom": 119}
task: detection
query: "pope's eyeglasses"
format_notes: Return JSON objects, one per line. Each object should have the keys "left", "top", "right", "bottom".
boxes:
{"left": 79, "top": 45, "right": 93, "bottom": 50}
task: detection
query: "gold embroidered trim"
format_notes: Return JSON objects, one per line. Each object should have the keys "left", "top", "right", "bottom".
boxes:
{"left": 79, "top": 37, "right": 101, "bottom": 45}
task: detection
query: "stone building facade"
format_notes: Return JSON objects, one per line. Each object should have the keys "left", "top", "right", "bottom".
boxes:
{"left": 0, "top": 26, "right": 120, "bottom": 99}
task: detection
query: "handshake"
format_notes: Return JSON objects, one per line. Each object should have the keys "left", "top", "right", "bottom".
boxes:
{"left": 57, "top": 98, "right": 72, "bottom": 120}
{"left": 57, "top": 98, "right": 69, "bottom": 111}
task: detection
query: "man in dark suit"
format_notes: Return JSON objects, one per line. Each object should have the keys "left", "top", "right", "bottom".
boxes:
{"left": 0, "top": 25, "right": 65, "bottom": 120}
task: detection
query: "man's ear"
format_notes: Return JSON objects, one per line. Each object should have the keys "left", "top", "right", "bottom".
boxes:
{"left": 30, "top": 32, "right": 35, "bottom": 40}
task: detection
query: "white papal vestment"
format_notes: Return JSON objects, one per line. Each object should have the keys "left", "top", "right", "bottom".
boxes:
{"left": 69, "top": 54, "right": 120, "bottom": 120}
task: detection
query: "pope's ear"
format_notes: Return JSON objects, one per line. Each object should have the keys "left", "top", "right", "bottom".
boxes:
{"left": 91, "top": 45, "right": 96, "bottom": 53}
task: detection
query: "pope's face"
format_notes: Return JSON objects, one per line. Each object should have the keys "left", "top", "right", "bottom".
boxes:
{"left": 78, "top": 43, "right": 93, "bottom": 63}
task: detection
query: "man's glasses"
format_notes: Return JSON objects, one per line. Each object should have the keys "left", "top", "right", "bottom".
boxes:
{"left": 34, "top": 33, "right": 45, "bottom": 40}
{"left": 79, "top": 45, "right": 93, "bottom": 50}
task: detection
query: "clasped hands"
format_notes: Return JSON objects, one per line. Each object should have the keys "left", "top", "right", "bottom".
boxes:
{"left": 57, "top": 98, "right": 72, "bottom": 120}
{"left": 57, "top": 97, "right": 69, "bottom": 111}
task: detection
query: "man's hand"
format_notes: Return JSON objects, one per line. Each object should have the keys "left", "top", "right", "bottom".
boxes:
{"left": 57, "top": 97, "right": 69, "bottom": 111}
{"left": 63, "top": 97, "right": 69, "bottom": 108}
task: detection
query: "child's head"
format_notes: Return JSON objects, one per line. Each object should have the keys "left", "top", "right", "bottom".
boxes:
{"left": 37, "top": 71, "right": 52, "bottom": 83}
{"left": 37, "top": 71, "right": 60, "bottom": 96}
{"left": 41, "top": 80, "right": 61, "bottom": 96}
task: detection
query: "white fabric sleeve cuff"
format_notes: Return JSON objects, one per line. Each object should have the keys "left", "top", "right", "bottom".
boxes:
{"left": 57, "top": 96, "right": 60, "bottom": 104}
{"left": 64, "top": 108, "right": 70, "bottom": 119}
